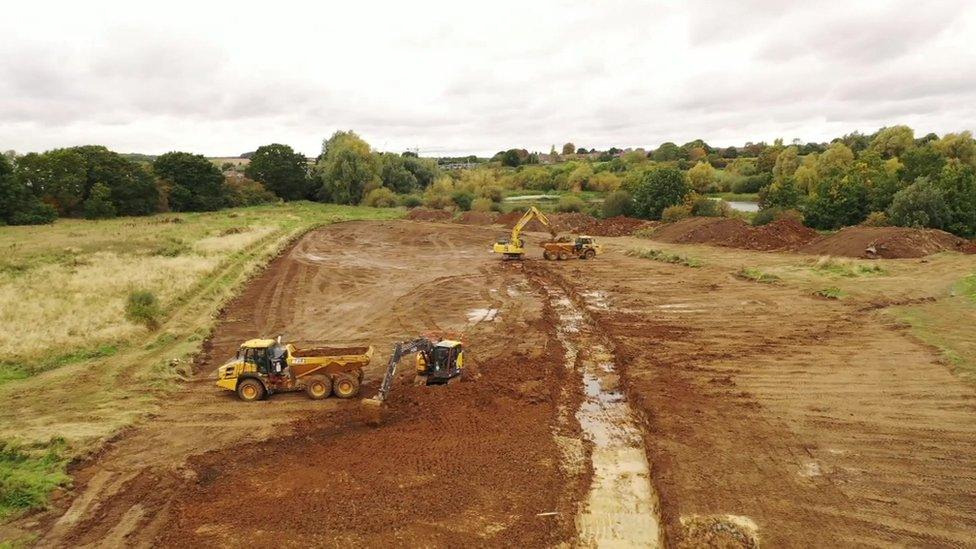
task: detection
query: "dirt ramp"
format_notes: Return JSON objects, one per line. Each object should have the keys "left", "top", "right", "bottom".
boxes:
{"left": 799, "top": 226, "right": 971, "bottom": 258}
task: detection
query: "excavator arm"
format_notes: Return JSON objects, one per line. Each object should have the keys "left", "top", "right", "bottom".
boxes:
{"left": 374, "top": 338, "right": 432, "bottom": 403}
{"left": 510, "top": 206, "right": 557, "bottom": 243}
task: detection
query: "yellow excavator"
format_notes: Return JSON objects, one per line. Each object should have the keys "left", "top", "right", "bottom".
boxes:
{"left": 492, "top": 206, "right": 557, "bottom": 259}
{"left": 362, "top": 335, "right": 464, "bottom": 425}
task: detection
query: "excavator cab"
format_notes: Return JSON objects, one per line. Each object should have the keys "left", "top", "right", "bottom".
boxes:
{"left": 421, "top": 340, "right": 463, "bottom": 384}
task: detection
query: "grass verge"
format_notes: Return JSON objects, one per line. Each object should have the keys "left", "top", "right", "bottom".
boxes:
{"left": 625, "top": 248, "right": 702, "bottom": 268}
{"left": 0, "top": 439, "right": 70, "bottom": 520}
{"left": 735, "top": 267, "right": 781, "bottom": 284}
{"left": 810, "top": 256, "right": 886, "bottom": 277}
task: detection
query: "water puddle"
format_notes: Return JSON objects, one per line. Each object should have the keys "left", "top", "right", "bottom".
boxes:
{"left": 542, "top": 282, "right": 661, "bottom": 548}
{"left": 466, "top": 308, "right": 499, "bottom": 323}
{"left": 582, "top": 290, "right": 610, "bottom": 310}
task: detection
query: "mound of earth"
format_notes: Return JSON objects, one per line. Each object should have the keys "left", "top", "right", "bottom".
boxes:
{"left": 405, "top": 208, "right": 453, "bottom": 222}
{"left": 650, "top": 217, "right": 819, "bottom": 251}
{"left": 455, "top": 211, "right": 498, "bottom": 225}
{"left": 799, "top": 226, "right": 972, "bottom": 259}
{"left": 725, "top": 219, "right": 820, "bottom": 251}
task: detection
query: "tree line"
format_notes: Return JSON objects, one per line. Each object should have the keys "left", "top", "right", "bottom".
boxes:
{"left": 2, "top": 126, "right": 975, "bottom": 237}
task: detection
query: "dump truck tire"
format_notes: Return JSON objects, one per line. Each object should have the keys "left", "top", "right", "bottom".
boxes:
{"left": 333, "top": 374, "right": 360, "bottom": 399}
{"left": 558, "top": 251, "right": 568, "bottom": 260}
{"left": 583, "top": 249, "right": 596, "bottom": 259}
{"left": 305, "top": 375, "right": 332, "bottom": 400}
{"left": 237, "top": 378, "right": 265, "bottom": 402}
{"left": 543, "top": 250, "right": 555, "bottom": 260}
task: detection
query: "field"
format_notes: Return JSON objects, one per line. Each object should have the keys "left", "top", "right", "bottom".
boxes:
{"left": 2, "top": 210, "right": 976, "bottom": 547}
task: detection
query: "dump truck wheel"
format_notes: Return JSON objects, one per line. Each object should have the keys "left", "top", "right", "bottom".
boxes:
{"left": 583, "top": 249, "right": 596, "bottom": 259}
{"left": 305, "top": 375, "right": 331, "bottom": 400}
{"left": 237, "top": 378, "right": 265, "bottom": 402}
{"left": 558, "top": 252, "right": 568, "bottom": 261}
{"left": 333, "top": 374, "right": 360, "bottom": 399}
{"left": 543, "top": 250, "right": 555, "bottom": 260}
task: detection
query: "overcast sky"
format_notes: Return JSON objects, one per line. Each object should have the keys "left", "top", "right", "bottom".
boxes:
{"left": 1, "top": 0, "right": 974, "bottom": 157}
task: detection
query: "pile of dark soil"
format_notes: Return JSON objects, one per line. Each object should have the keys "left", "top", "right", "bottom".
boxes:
{"left": 798, "top": 226, "right": 971, "bottom": 259}
{"left": 650, "top": 217, "right": 756, "bottom": 247}
{"left": 405, "top": 208, "right": 453, "bottom": 222}
{"left": 724, "top": 219, "right": 820, "bottom": 251}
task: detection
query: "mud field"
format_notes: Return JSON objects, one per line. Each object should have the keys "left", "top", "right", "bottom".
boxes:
{"left": 17, "top": 220, "right": 976, "bottom": 547}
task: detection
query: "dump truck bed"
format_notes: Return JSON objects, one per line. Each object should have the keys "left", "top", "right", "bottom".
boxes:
{"left": 287, "top": 345, "right": 374, "bottom": 378}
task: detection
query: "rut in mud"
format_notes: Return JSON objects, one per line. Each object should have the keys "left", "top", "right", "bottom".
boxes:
{"left": 528, "top": 267, "right": 662, "bottom": 547}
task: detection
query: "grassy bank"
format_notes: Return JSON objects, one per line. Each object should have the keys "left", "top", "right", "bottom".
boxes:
{"left": 0, "top": 202, "right": 401, "bottom": 520}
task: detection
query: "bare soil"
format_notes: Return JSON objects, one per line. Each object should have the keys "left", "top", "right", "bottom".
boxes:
{"left": 798, "top": 225, "right": 972, "bottom": 258}
{"left": 11, "top": 220, "right": 976, "bottom": 548}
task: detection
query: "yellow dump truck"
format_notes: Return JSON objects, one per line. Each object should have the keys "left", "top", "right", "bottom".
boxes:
{"left": 216, "top": 338, "right": 374, "bottom": 401}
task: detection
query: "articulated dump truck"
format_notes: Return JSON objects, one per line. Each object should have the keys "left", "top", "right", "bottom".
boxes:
{"left": 216, "top": 337, "right": 374, "bottom": 401}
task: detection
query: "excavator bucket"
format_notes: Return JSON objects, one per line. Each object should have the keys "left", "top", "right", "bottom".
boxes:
{"left": 361, "top": 396, "right": 385, "bottom": 426}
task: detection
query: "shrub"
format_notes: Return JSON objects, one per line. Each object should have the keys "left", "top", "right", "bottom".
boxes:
{"left": 862, "top": 211, "right": 890, "bottom": 227}
{"left": 221, "top": 175, "right": 279, "bottom": 207}
{"left": 631, "top": 166, "right": 690, "bottom": 220}
{"left": 753, "top": 207, "right": 804, "bottom": 226}
{"left": 587, "top": 171, "right": 620, "bottom": 192}
{"left": 470, "top": 197, "right": 493, "bottom": 212}
{"left": 450, "top": 190, "right": 475, "bottom": 211}
{"left": 602, "top": 190, "right": 633, "bottom": 218}
{"left": 732, "top": 173, "right": 770, "bottom": 194}
{"left": 661, "top": 203, "right": 693, "bottom": 223}
{"left": 690, "top": 197, "right": 730, "bottom": 217}
{"left": 125, "top": 290, "right": 163, "bottom": 329}
{"left": 399, "top": 194, "right": 423, "bottom": 208}
{"left": 151, "top": 237, "right": 190, "bottom": 257}
{"left": 362, "top": 187, "right": 398, "bottom": 208}
{"left": 555, "top": 195, "right": 586, "bottom": 212}
{"left": 687, "top": 161, "right": 716, "bottom": 193}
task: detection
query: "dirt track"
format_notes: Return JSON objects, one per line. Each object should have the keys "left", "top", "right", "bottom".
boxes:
{"left": 14, "top": 220, "right": 976, "bottom": 547}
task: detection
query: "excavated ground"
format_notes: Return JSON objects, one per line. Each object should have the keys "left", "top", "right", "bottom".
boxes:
{"left": 14, "top": 220, "right": 976, "bottom": 548}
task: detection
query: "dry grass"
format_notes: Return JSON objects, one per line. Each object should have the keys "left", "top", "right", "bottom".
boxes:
{"left": 0, "top": 203, "right": 402, "bottom": 379}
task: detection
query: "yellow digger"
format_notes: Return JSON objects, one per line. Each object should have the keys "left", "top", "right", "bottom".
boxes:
{"left": 492, "top": 206, "right": 557, "bottom": 259}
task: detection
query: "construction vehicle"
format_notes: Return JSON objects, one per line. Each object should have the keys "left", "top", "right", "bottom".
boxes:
{"left": 372, "top": 336, "right": 464, "bottom": 404}
{"left": 216, "top": 337, "right": 374, "bottom": 401}
{"left": 492, "top": 206, "right": 557, "bottom": 259}
{"left": 542, "top": 235, "right": 602, "bottom": 260}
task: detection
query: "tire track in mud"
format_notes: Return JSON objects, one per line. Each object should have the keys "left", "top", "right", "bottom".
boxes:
{"left": 526, "top": 264, "right": 664, "bottom": 547}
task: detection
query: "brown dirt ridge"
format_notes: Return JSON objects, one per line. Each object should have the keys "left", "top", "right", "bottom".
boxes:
{"left": 649, "top": 216, "right": 974, "bottom": 258}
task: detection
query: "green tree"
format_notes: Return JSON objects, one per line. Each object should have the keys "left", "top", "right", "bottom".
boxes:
{"left": 869, "top": 125, "right": 915, "bottom": 159}
{"left": 402, "top": 155, "right": 438, "bottom": 188}
{"left": 562, "top": 142, "right": 576, "bottom": 155}
{"left": 803, "top": 177, "right": 869, "bottom": 230}
{"left": 936, "top": 162, "right": 976, "bottom": 237}
{"left": 377, "top": 153, "right": 419, "bottom": 194}
{"left": 152, "top": 152, "right": 225, "bottom": 211}
{"left": 83, "top": 182, "right": 116, "bottom": 219}
{"left": 887, "top": 178, "right": 951, "bottom": 230}
{"left": 0, "top": 155, "right": 57, "bottom": 225}
{"left": 814, "top": 142, "right": 855, "bottom": 191}
{"left": 933, "top": 131, "right": 976, "bottom": 166}
{"left": 631, "top": 166, "right": 690, "bottom": 220}
{"left": 244, "top": 143, "right": 309, "bottom": 200}
{"left": 602, "top": 190, "right": 633, "bottom": 217}
{"left": 14, "top": 149, "right": 86, "bottom": 216}
{"left": 901, "top": 144, "right": 946, "bottom": 183}
{"left": 500, "top": 149, "right": 522, "bottom": 167}
{"left": 756, "top": 143, "right": 784, "bottom": 174}
{"left": 73, "top": 145, "right": 159, "bottom": 216}
{"left": 651, "top": 142, "right": 682, "bottom": 162}
{"left": 686, "top": 160, "right": 716, "bottom": 193}
{"left": 772, "top": 146, "right": 800, "bottom": 183}
{"left": 315, "top": 131, "right": 381, "bottom": 204}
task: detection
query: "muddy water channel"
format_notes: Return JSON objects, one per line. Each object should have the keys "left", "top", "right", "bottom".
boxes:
{"left": 539, "top": 281, "right": 662, "bottom": 547}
